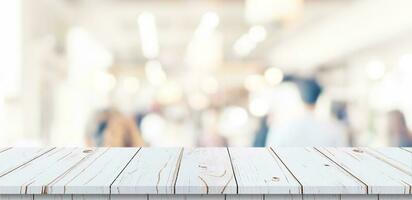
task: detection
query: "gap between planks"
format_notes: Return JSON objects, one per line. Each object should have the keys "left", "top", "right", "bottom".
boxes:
{"left": 109, "top": 148, "right": 143, "bottom": 195}
{"left": 1, "top": 148, "right": 411, "bottom": 196}
{"left": 225, "top": 148, "right": 239, "bottom": 194}
{"left": 172, "top": 148, "right": 184, "bottom": 194}
{"left": 313, "top": 147, "right": 370, "bottom": 194}
{"left": 315, "top": 147, "right": 412, "bottom": 195}
{"left": 0, "top": 147, "right": 56, "bottom": 178}
{"left": 268, "top": 147, "right": 304, "bottom": 194}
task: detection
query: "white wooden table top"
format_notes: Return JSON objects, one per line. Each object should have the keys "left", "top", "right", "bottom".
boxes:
{"left": 0, "top": 147, "right": 410, "bottom": 195}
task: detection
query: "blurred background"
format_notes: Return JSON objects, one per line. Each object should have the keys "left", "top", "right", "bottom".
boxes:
{"left": 1, "top": 0, "right": 412, "bottom": 147}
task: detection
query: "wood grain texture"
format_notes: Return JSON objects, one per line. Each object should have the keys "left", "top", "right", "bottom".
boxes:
{"left": 34, "top": 195, "right": 112, "bottom": 200}
{"left": 175, "top": 148, "right": 236, "bottom": 194}
{"left": 149, "top": 195, "right": 224, "bottom": 200}
{"left": 0, "top": 148, "right": 11, "bottom": 154}
{"left": 271, "top": 147, "right": 366, "bottom": 194}
{"left": 379, "top": 195, "right": 412, "bottom": 200}
{"left": 0, "top": 194, "right": 410, "bottom": 200}
{"left": 48, "top": 148, "right": 138, "bottom": 194}
{"left": 226, "top": 194, "right": 263, "bottom": 200}
{"left": 0, "top": 148, "right": 412, "bottom": 198}
{"left": 265, "top": 195, "right": 302, "bottom": 200}
{"left": 340, "top": 195, "right": 378, "bottom": 200}
{"left": 110, "top": 195, "right": 147, "bottom": 200}
{"left": 72, "top": 195, "right": 109, "bottom": 200}
{"left": 301, "top": 195, "right": 340, "bottom": 200}
{"left": 402, "top": 148, "right": 412, "bottom": 153}
{"left": 0, "top": 148, "right": 94, "bottom": 194}
{"left": 0, "top": 195, "right": 33, "bottom": 200}
{"left": 0, "top": 148, "right": 54, "bottom": 177}
{"left": 34, "top": 195, "right": 71, "bottom": 200}
{"left": 317, "top": 147, "right": 412, "bottom": 194}
{"left": 364, "top": 148, "right": 412, "bottom": 176}
{"left": 228, "top": 148, "right": 301, "bottom": 194}
{"left": 112, "top": 148, "right": 182, "bottom": 194}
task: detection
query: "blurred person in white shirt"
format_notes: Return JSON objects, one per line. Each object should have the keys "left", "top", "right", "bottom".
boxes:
{"left": 266, "top": 78, "right": 348, "bottom": 147}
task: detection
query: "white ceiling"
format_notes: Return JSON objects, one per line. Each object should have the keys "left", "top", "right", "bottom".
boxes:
{"left": 39, "top": 0, "right": 412, "bottom": 72}
{"left": 269, "top": 0, "right": 412, "bottom": 71}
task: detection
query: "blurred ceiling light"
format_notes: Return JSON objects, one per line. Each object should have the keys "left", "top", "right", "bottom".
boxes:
{"left": 156, "top": 81, "right": 182, "bottom": 105}
{"left": 186, "top": 11, "right": 222, "bottom": 70}
{"left": 93, "top": 71, "right": 116, "bottom": 93}
{"left": 244, "top": 74, "right": 266, "bottom": 91}
{"left": 145, "top": 60, "right": 167, "bottom": 86}
{"left": 219, "top": 106, "right": 249, "bottom": 135}
{"left": 140, "top": 113, "right": 166, "bottom": 145}
{"left": 138, "top": 12, "right": 159, "bottom": 59}
{"left": 202, "top": 12, "right": 220, "bottom": 29}
{"left": 264, "top": 67, "right": 283, "bottom": 86}
{"left": 399, "top": 54, "right": 412, "bottom": 69}
{"left": 201, "top": 76, "right": 219, "bottom": 94}
{"left": 233, "top": 34, "right": 256, "bottom": 57}
{"left": 249, "top": 98, "right": 270, "bottom": 117}
{"left": 234, "top": 26, "right": 266, "bottom": 57}
{"left": 366, "top": 60, "right": 386, "bottom": 81}
{"left": 67, "top": 27, "right": 113, "bottom": 76}
{"left": 195, "top": 11, "right": 220, "bottom": 37}
{"left": 188, "top": 93, "right": 210, "bottom": 110}
{"left": 122, "top": 77, "right": 140, "bottom": 94}
{"left": 245, "top": 0, "right": 303, "bottom": 24}
{"left": 248, "top": 25, "right": 267, "bottom": 43}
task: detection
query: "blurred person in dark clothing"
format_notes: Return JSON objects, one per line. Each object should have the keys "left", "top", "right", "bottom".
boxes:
{"left": 86, "top": 109, "right": 145, "bottom": 147}
{"left": 331, "top": 101, "right": 353, "bottom": 146}
{"left": 266, "top": 77, "right": 348, "bottom": 147}
{"left": 253, "top": 115, "right": 270, "bottom": 147}
{"left": 387, "top": 110, "right": 412, "bottom": 147}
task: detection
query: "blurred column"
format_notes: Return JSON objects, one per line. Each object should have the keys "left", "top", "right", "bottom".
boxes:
{"left": 0, "top": 0, "right": 23, "bottom": 145}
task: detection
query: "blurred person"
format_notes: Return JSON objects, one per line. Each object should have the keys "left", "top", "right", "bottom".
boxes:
{"left": 331, "top": 101, "right": 354, "bottom": 146}
{"left": 253, "top": 115, "right": 270, "bottom": 147}
{"left": 386, "top": 110, "right": 412, "bottom": 147}
{"left": 86, "top": 109, "right": 145, "bottom": 147}
{"left": 266, "top": 78, "right": 348, "bottom": 147}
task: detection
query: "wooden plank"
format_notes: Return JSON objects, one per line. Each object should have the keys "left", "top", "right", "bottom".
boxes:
{"left": 175, "top": 148, "right": 236, "bottom": 194}
{"left": 34, "top": 195, "right": 70, "bottom": 200}
{"left": 0, "top": 148, "right": 54, "bottom": 177}
{"left": 0, "top": 148, "right": 96, "bottom": 194}
{"left": 379, "top": 195, "right": 412, "bottom": 200}
{"left": 302, "top": 195, "right": 339, "bottom": 200}
{"left": 271, "top": 147, "right": 366, "bottom": 194}
{"left": 265, "top": 195, "right": 301, "bottom": 200}
{"left": 149, "top": 195, "right": 224, "bottom": 200}
{"left": 268, "top": 195, "right": 378, "bottom": 200}
{"left": 402, "top": 148, "right": 412, "bottom": 153}
{"left": 0, "top": 195, "right": 33, "bottom": 200}
{"left": 35, "top": 195, "right": 111, "bottom": 200}
{"left": 110, "top": 195, "right": 148, "bottom": 200}
{"left": 112, "top": 148, "right": 182, "bottom": 194}
{"left": 226, "top": 194, "right": 263, "bottom": 200}
{"left": 228, "top": 148, "right": 301, "bottom": 194}
{"left": 47, "top": 148, "right": 138, "bottom": 194}
{"left": 35, "top": 195, "right": 112, "bottom": 200}
{"left": 364, "top": 148, "right": 412, "bottom": 175}
{"left": 317, "top": 147, "right": 412, "bottom": 194}
{"left": 44, "top": 148, "right": 108, "bottom": 194}
{"left": 340, "top": 195, "right": 378, "bottom": 200}
{"left": 0, "top": 148, "right": 11, "bottom": 154}
{"left": 72, "top": 195, "right": 109, "bottom": 200}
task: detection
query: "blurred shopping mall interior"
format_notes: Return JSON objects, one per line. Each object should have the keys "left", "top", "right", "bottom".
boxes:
{"left": 1, "top": 0, "right": 412, "bottom": 147}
